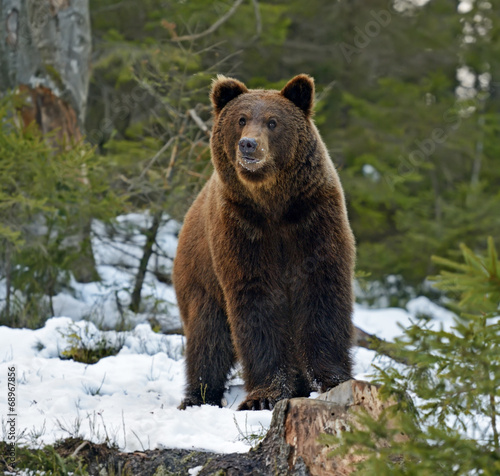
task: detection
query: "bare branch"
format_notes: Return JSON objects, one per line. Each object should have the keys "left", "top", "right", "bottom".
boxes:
{"left": 137, "top": 136, "right": 176, "bottom": 184}
{"left": 188, "top": 109, "right": 210, "bottom": 137}
{"left": 165, "top": 118, "right": 188, "bottom": 183}
{"left": 172, "top": 0, "right": 245, "bottom": 42}
{"left": 205, "top": 48, "right": 244, "bottom": 73}
{"left": 249, "top": 0, "right": 262, "bottom": 43}
{"left": 353, "top": 325, "right": 409, "bottom": 365}
{"left": 316, "top": 80, "right": 337, "bottom": 103}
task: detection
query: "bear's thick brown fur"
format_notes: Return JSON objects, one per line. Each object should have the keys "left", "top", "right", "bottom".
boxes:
{"left": 173, "top": 74, "right": 355, "bottom": 411}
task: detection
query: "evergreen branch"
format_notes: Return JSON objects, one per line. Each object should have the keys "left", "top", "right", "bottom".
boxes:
{"left": 488, "top": 237, "right": 498, "bottom": 277}
{"left": 460, "top": 243, "right": 489, "bottom": 276}
{"left": 431, "top": 255, "right": 471, "bottom": 272}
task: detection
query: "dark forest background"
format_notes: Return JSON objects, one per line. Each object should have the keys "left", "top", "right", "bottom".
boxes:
{"left": 86, "top": 0, "right": 500, "bottom": 284}
{"left": 1, "top": 0, "right": 499, "bottom": 325}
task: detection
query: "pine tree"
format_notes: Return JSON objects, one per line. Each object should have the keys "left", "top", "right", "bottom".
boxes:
{"left": 324, "top": 238, "right": 500, "bottom": 475}
{"left": 0, "top": 93, "right": 122, "bottom": 328}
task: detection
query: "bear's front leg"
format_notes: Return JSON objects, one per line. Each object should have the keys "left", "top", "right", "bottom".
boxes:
{"left": 224, "top": 285, "right": 299, "bottom": 410}
{"left": 211, "top": 217, "right": 301, "bottom": 410}
{"left": 178, "top": 286, "right": 235, "bottom": 409}
{"left": 293, "top": 239, "right": 354, "bottom": 393}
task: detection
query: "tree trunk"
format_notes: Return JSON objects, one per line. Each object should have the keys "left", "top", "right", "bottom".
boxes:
{"left": 0, "top": 0, "right": 91, "bottom": 136}
{"left": 130, "top": 212, "right": 163, "bottom": 313}
{"left": 3, "top": 243, "right": 12, "bottom": 325}
{"left": 0, "top": 0, "right": 97, "bottom": 284}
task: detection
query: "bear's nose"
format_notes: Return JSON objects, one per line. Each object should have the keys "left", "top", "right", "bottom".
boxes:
{"left": 239, "top": 137, "right": 257, "bottom": 154}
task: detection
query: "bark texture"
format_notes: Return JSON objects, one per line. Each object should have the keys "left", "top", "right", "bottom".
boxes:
{"left": 199, "top": 379, "right": 405, "bottom": 476}
{"left": 0, "top": 0, "right": 91, "bottom": 137}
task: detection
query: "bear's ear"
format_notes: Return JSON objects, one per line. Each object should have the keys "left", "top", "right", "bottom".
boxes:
{"left": 280, "top": 74, "right": 315, "bottom": 117}
{"left": 211, "top": 75, "right": 248, "bottom": 115}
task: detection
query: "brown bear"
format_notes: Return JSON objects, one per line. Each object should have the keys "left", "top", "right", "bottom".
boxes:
{"left": 173, "top": 74, "right": 355, "bottom": 411}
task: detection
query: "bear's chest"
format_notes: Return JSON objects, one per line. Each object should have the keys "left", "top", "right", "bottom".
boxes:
{"left": 217, "top": 195, "right": 322, "bottom": 289}
{"left": 253, "top": 224, "right": 315, "bottom": 292}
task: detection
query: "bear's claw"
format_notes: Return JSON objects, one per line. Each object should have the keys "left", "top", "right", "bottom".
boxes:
{"left": 237, "top": 396, "right": 278, "bottom": 411}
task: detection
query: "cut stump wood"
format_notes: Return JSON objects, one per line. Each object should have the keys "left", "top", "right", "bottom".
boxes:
{"left": 200, "top": 379, "right": 406, "bottom": 476}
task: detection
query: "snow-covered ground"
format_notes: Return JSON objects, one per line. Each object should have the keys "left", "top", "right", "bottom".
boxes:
{"left": 0, "top": 214, "right": 457, "bottom": 456}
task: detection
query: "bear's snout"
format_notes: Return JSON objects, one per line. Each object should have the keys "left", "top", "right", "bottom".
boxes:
{"left": 236, "top": 133, "right": 268, "bottom": 176}
{"left": 239, "top": 137, "right": 258, "bottom": 155}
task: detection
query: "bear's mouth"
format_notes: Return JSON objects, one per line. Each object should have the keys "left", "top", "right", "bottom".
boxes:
{"left": 242, "top": 156, "right": 260, "bottom": 164}
{"left": 239, "top": 155, "right": 262, "bottom": 171}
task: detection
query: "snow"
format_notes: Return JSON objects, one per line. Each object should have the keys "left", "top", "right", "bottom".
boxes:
{"left": 0, "top": 213, "right": 458, "bottom": 455}
{"left": 50, "top": 213, "right": 181, "bottom": 331}
{"left": 0, "top": 318, "right": 270, "bottom": 453}
{"left": 189, "top": 466, "right": 204, "bottom": 476}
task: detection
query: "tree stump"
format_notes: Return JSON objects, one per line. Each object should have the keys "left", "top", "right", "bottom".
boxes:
{"left": 200, "top": 379, "right": 405, "bottom": 476}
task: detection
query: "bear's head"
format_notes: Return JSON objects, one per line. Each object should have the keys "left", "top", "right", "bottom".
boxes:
{"left": 210, "top": 75, "right": 316, "bottom": 187}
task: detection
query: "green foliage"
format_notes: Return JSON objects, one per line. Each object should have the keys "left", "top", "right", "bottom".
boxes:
{"left": 331, "top": 1, "right": 500, "bottom": 287}
{"left": 0, "top": 93, "right": 123, "bottom": 328}
{"left": 431, "top": 237, "right": 500, "bottom": 315}
{"left": 121, "top": 45, "right": 214, "bottom": 219}
{"left": 59, "top": 323, "right": 124, "bottom": 364}
{"left": 1, "top": 0, "right": 497, "bottom": 321}
{"left": 337, "top": 73, "right": 500, "bottom": 285}
{"left": 0, "top": 441, "right": 88, "bottom": 475}
{"left": 84, "top": 0, "right": 500, "bottom": 294}
{"left": 323, "top": 238, "right": 500, "bottom": 475}
{"left": 86, "top": 39, "right": 214, "bottom": 221}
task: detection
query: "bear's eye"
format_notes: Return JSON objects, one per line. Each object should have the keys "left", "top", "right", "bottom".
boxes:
{"left": 268, "top": 119, "right": 277, "bottom": 130}
{"left": 239, "top": 117, "right": 246, "bottom": 127}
